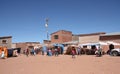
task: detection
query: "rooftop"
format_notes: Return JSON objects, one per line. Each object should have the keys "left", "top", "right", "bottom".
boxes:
{"left": 73, "top": 32, "right": 106, "bottom": 36}
{"left": 0, "top": 36, "right": 12, "bottom": 39}
{"left": 101, "top": 32, "right": 120, "bottom": 36}
{"left": 51, "top": 30, "right": 72, "bottom": 35}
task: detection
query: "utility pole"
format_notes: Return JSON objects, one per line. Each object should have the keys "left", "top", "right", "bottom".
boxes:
{"left": 45, "top": 18, "right": 49, "bottom": 40}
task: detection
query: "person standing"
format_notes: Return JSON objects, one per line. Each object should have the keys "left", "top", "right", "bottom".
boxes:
{"left": 77, "top": 47, "right": 81, "bottom": 55}
{"left": 71, "top": 47, "right": 76, "bottom": 58}
{"left": 54, "top": 48, "right": 58, "bottom": 56}
{"left": 48, "top": 49, "right": 52, "bottom": 56}
{"left": 26, "top": 48, "right": 29, "bottom": 57}
{"left": 1, "top": 49, "right": 5, "bottom": 59}
{"left": 31, "top": 48, "right": 35, "bottom": 56}
{"left": 95, "top": 46, "right": 102, "bottom": 57}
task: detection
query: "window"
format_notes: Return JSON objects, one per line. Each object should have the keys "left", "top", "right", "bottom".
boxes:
{"left": 54, "top": 35, "right": 59, "bottom": 39}
{"left": 2, "top": 40, "right": 7, "bottom": 44}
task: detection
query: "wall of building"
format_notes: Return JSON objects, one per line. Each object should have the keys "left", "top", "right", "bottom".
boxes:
{"left": 72, "top": 35, "right": 79, "bottom": 41}
{"left": 100, "top": 35, "right": 120, "bottom": 48}
{"left": 43, "top": 40, "right": 51, "bottom": 44}
{"left": 0, "top": 36, "right": 12, "bottom": 49}
{"left": 51, "top": 30, "right": 72, "bottom": 43}
{"left": 100, "top": 35, "right": 120, "bottom": 40}
{"left": 100, "top": 35, "right": 120, "bottom": 43}
{"left": 61, "top": 31, "right": 72, "bottom": 42}
{"left": 100, "top": 35, "right": 120, "bottom": 52}
{"left": 15, "top": 42, "right": 41, "bottom": 52}
{"left": 16, "top": 43, "right": 27, "bottom": 50}
{"left": 51, "top": 31, "right": 61, "bottom": 43}
{"left": 12, "top": 43, "right": 17, "bottom": 48}
{"left": 79, "top": 35, "right": 100, "bottom": 43}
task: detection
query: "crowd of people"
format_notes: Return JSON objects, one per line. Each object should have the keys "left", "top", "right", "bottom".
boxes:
{"left": 24, "top": 46, "right": 64, "bottom": 57}
{"left": 22, "top": 45, "right": 103, "bottom": 58}
{"left": 0, "top": 45, "right": 107, "bottom": 59}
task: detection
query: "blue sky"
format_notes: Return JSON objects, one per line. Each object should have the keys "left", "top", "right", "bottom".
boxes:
{"left": 0, "top": 0, "right": 120, "bottom": 43}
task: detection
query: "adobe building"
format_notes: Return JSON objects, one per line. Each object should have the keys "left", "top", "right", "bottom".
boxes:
{"left": 51, "top": 30, "right": 72, "bottom": 44}
{"left": 14, "top": 42, "right": 41, "bottom": 52}
{"left": 78, "top": 32, "right": 106, "bottom": 44}
{"left": 0, "top": 36, "right": 12, "bottom": 49}
{"left": 72, "top": 34, "right": 79, "bottom": 41}
{"left": 76, "top": 32, "right": 120, "bottom": 53}
{"left": 43, "top": 40, "right": 51, "bottom": 44}
{"left": 100, "top": 32, "right": 120, "bottom": 51}
{"left": 100, "top": 32, "right": 120, "bottom": 43}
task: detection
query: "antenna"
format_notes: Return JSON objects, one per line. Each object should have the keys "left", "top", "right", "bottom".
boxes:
{"left": 45, "top": 18, "right": 49, "bottom": 40}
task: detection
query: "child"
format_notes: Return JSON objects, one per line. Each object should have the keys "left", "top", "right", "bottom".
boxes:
{"left": 71, "top": 47, "right": 75, "bottom": 58}
{"left": 54, "top": 48, "right": 59, "bottom": 56}
{"left": 1, "top": 49, "right": 5, "bottom": 59}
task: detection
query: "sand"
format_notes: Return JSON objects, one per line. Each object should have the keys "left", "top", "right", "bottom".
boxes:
{"left": 0, "top": 54, "right": 120, "bottom": 74}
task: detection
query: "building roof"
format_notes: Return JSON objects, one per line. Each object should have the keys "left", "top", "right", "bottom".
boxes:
{"left": 25, "top": 42, "right": 40, "bottom": 44}
{"left": 14, "top": 42, "right": 40, "bottom": 44}
{"left": 0, "top": 36, "right": 12, "bottom": 39}
{"left": 101, "top": 32, "right": 120, "bottom": 36}
{"left": 73, "top": 32, "right": 106, "bottom": 36}
{"left": 15, "top": 42, "right": 40, "bottom": 43}
{"left": 51, "top": 30, "right": 72, "bottom": 35}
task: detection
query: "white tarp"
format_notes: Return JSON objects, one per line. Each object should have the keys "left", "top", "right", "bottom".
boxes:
{"left": 78, "top": 42, "right": 107, "bottom": 49}
{"left": 78, "top": 41, "right": 120, "bottom": 49}
{"left": 98, "top": 42, "right": 108, "bottom": 45}
{"left": 79, "top": 42, "right": 108, "bottom": 46}
{"left": 106, "top": 41, "right": 120, "bottom": 45}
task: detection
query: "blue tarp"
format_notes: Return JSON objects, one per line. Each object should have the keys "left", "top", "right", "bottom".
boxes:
{"left": 53, "top": 44, "right": 64, "bottom": 48}
{"left": 53, "top": 43, "right": 64, "bottom": 54}
{"left": 42, "top": 46, "right": 47, "bottom": 52}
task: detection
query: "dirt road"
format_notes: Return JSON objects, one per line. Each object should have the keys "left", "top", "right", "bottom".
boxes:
{"left": 0, "top": 55, "right": 119, "bottom": 74}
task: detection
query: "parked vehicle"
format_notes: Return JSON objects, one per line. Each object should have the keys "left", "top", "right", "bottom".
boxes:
{"left": 111, "top": 48, "right": 120, "bottom": 56}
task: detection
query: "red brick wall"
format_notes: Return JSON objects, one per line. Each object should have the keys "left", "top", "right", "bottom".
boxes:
{"left": 100, "top": 35, "right": 120, "bottom": 41}
{"left": 51, "top": 30, "right": 72, "bottom": 43}
{"left": 100, "top": 35, "right": 120, "bottom": 53}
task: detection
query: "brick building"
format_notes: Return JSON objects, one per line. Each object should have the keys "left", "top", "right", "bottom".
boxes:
{"left": 0, "top": 36, "right": 12, "bottom": 49}
{"left": 51, "top": 30, "right": 72, "bottom": 43}
{"left": 50, "top": 30, "right": 120, "bottom": 51}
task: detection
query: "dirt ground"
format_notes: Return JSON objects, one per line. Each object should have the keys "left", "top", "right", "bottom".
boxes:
{"left": 0, "top": 54, "right": 120, "bottom": 74}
